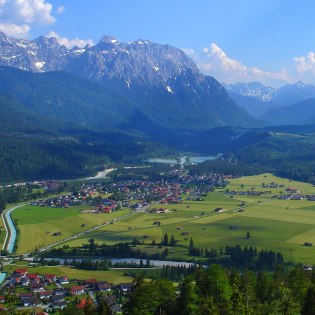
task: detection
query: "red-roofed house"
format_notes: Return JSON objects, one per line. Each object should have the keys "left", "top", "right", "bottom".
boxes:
{"left": 71, "top": 286, "right": 85, "bottom": 295}
{"left": 44, "top": 274, "right": 57, "bottom": 283}
{"left": 14, "top": 269, "right": 28, "bottom": 277}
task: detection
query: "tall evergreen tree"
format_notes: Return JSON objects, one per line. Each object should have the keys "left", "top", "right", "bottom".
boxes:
{"left": 163, "top": 233, "right": 169, "bottom": 246}
{"left": 301, "top": 286, "right": 315, "bottom": 315}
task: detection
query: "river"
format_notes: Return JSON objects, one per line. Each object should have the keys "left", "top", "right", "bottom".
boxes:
{"left": 2, "top": 205, "right": 22, "bottom": 254}
{"left": 42, "top": 257, "right": 198, "bottom": 267}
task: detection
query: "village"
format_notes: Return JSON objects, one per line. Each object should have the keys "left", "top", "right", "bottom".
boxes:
{"left": 29, "top": 172, "right": 232, "bottom": 213}
{"left": 1, "top": 267, "right": 133, "bottom": 313}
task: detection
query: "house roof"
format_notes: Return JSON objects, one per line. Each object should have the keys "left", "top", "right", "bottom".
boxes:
{"left": 71, "top": 285, "right": 85, "bottom": 291}
{"left": 15, "top": 268, "right": 27, "bottom": 274}
{"left": 84, "top": 278, "right": 97, "bottom": 284}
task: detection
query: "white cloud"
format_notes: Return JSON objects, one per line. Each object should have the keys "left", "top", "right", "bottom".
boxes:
{"left": 0, "top": 0, "right": 55, "bottom": 25}
{"left": 294, "top": 52, "right": 315, "bottom": 75}
{"left": 0, "top": 22, "right": 30, "bottom": 37}
{"left": 199, "top": 43, "right": 290, "bottom": 85}
{"left": 46, "top": 31, "right": 94, "bottom": 49}
{"left": 0, "top": 0, "right": 55, "bottom": 37}
{"left": 56, "top": 5, "right": 65, "bottom": 14}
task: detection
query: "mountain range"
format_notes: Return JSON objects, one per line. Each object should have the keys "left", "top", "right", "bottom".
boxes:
{"left": 2, "top": 32, "right": 315, "bottom": 183}
{"left": 225, "top": 81, "right": 315, "bottom": 123}
{"left": 0, "top": 32, "right": 258, "bottom": 131}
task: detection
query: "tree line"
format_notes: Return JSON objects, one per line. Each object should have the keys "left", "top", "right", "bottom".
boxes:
{"left": 123, "top": 264, "right": 315, "bottom": 315}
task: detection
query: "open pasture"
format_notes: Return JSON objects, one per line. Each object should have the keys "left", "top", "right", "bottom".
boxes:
{"left": 11, "top": 204, "right": 131, "bottom": 254}
{"left": 12, "top": 174, "right": 315, "bottom": 264}
{"left": 62, "top": 174, "right": 315, "bottom": 264}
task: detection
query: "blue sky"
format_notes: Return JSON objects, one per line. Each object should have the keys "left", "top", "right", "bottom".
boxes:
{"left": 1, "top": 0, "right": 315, "bottom": 87}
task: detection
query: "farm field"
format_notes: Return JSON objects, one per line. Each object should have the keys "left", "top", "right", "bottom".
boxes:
{"left": 10, "top": 173, "right": 315, "bottom": 265}
{"left": 11, "top": 204, "right": 131, "bottom": 254}
{"left": 61, "top": 174, "right": 315, "bottom": 264}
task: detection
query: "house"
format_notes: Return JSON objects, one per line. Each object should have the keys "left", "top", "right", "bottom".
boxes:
{"left": 30, "top": 282, "right": 45, "bottom": 292}
{"left": 285, "top": 187, "right": 300, "bottom": 194}
{"left": 117, "top": 283, "right": 133, "bottom": 292}
{"left": 39, "top": 291, "right": 53, "bottom": 299}
{"left": 50, "top": 295, "right": 66, "bottom": 304}
{"left": 19, "top": 293, "right": 38, "bottom": 307}
{"left": 21, "top": 297, "right": 38, "bottom": 307}
{"left": 84, "top": 278, "right": 97, "bottom": 288}
{"left": 13, "top": 277, "right": 21, "bottom": 285}
{"left": 59, "top": 276, "right": 69, "bottom": 284}
{"left": 14, "top": 268, "right": 28, "bottom": 277}
{"left": 0, "top": 297, "right": 5, "bottom": 303}
{"left": 21, "top": 277, "right": 30, "bottom": 286}
{"left": 97, "top": 282, "right": 112, "bottom": 292}
{"left": 100, "top": 206, "right": 113, "bottom": 213}
{"left": 103, "top": 295, "right": 122, "bottom": 313}
{"left": 214, "top": 207, "right": 224, "bottom": 213}
{"left": 44, "top": 274, "right": 57, "bottom": 283}
{"left": 71, "top": 285, "right": 85, "bottom": 295}
{"left": 53, "top": 232, "right": 62, "bottom": 236}
{"left": 28, "top": 274, "right": 41, "bottom": 283}
{"left": 19, "top": 292, "right": 33, "bottom": 299}
{"left": 53, "top": 288, "right": 66, "bottom": 296}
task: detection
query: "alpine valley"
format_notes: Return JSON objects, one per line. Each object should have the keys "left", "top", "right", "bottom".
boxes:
{"left": 2, "top": 32, "right": 315, "bottom": 184}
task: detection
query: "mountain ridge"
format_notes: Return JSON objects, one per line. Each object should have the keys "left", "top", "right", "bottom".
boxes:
{"left": 0, "top": 32, "right": 259, "bottom": 130}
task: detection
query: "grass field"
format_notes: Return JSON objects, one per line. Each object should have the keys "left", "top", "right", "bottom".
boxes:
{"left": 59, "top": 174, "right": 315, "bottom": 264}
{"left": 10, "top": 173, "right": 315, "bottom": 265}
{"left": 11, "top": 205, "right": 131, "bottom": 254}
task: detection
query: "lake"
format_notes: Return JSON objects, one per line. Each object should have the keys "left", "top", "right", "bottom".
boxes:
{"left": 147, "top": 155, "right": 219, "bottom": 165}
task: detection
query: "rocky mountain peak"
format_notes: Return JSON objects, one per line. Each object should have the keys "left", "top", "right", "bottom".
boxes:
{"left": 0, "top": 31, "right": 257, "bottom": 129}
{"left": 99, "top": 35, "right": 119, "bottom": 44}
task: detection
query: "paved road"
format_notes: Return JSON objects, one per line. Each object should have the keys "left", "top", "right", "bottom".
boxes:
{"left": 36, "top": 211, "right": 137, "bottom": 254}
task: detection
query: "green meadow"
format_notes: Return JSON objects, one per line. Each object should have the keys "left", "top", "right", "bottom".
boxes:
{"left": 11, "top": 204, "right": 131, "bottom": 254}
{"left": 61, "top": 174, "right": 315, "bottom": 264}
{"left": 9, "top": 173, "right": 315, "bottom": 264}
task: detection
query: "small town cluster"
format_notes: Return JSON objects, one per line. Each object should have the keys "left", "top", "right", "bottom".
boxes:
{"left": 30, "top": 173, "right": 232, "bottom": 212}
{"left": 2, "top": 267, "right": 133, "bottom": 313}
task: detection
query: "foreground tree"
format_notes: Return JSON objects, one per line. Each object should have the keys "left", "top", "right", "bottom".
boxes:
{"left": 301, "top": 286, "right": 315, "bottom": 315}
{"left": 123, "top": 277, "right": 176, "bottom": 315}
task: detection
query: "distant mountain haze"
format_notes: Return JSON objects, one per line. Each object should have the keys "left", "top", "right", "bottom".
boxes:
{"left": 225, "top": 81, "right": 315, "bottom": 125}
